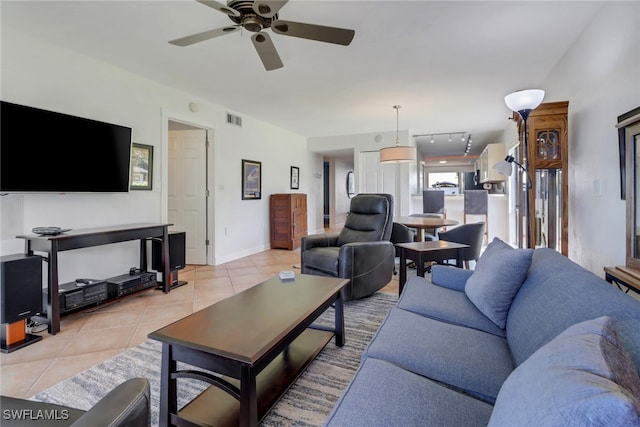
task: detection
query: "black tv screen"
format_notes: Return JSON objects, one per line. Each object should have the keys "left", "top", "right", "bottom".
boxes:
{"left": 0, "top": 101, "right": 132, "bottom": 193}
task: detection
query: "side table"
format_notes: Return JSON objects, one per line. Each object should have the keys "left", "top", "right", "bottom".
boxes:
{"left": 604, "top": 266, "right": 640, "bottom": 295}
{"left": 395, "top": 241, "right": 469, "bottom": 295}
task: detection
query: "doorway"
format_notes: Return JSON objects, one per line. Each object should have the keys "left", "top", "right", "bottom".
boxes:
{"left": 324, "top": 162, "right": 330, "bottom": 228}
{"left": 167, "top": 120, "right": 209, "bottom": 265}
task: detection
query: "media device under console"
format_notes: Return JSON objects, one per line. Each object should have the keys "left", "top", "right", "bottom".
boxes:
{"left": 44, "top": 278, "right": 109, "bottom": 314}
{"left": 106, "top": 271, "right": 157, "bottom": 298}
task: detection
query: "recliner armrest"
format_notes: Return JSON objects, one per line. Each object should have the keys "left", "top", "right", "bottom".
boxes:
{"left": 301, "top": 233, "right": 340, "bottom": 251}
{"left": 338, "top": 241, "right": 394, "bottom": 276}
{"left": 71, "top": 378, "right": 150, "bottom": 427}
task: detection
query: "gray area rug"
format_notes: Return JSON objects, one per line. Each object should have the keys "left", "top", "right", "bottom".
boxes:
{"left": 31, "top": 291, "right": 397, "bottom": 426}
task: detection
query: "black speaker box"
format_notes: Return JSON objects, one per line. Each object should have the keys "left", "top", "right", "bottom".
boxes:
{"left": 152, "top": 231, "right": 186, "bottom": 272}
{"left": 1, "top": 254, "right": 43, "bottom": 324}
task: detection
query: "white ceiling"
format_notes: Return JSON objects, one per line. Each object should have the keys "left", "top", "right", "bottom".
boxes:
{"left": 2, "top": 0, "right": 603, "bottom": 165}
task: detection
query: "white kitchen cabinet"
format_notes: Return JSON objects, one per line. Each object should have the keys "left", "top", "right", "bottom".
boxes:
{"left": 478, "top": 142, "right": 506, "bottom": 183}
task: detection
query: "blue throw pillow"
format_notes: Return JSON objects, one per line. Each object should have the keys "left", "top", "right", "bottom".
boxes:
{"left": 489, "top": 316, "right": 640, "bottom": 427}
{"left": 464, "top": 237, "right": 533, "bottom": 329}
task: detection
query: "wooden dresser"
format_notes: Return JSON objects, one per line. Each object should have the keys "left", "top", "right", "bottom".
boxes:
{"left": 270, "top": 193, "right": 307, "bottom": 250}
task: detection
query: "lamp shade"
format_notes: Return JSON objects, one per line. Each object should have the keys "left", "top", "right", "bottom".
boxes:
{"left": 504, "top": 89, "right": 545, "bottom": 112}
{"left": 493, "top": 159, "right": 514, "bottom": 176}
{"left": 379, "top": 145, "right": 416, "bottom": 163}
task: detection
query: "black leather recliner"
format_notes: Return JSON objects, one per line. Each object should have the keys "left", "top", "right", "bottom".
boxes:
{"left": 0, "top": 377, "right": 150, "bottom": 427}
{"left": 301, "top": 193, "right": 395, "bottom": 301}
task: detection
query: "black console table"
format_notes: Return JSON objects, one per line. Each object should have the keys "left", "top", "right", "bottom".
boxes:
{"left": 18, "top": 223, "right": 172, "bottom": 335}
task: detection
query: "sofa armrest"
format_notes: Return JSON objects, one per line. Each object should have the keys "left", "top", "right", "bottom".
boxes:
{"left": 72, "top": 378, "right": 150, "bottom": 427}
{"left": 301, "top": 233, "right": 339, "bottom": 251}
{"left": 431, "top": 265, "right": 473, "bottom": 291}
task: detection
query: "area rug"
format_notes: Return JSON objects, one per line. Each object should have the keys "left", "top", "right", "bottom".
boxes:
{"left": 30, "top": 291, "right": 397, "bottom": 426}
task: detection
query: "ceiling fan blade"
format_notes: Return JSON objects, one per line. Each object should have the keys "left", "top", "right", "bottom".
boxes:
{"left": 252, "top": 0, "right": 289, "bottom": 18}
{"left": 251, "top": 32, "right": 283, "bottom": 71}
{"left": 271, "top": 20, "right": 355, "bottom": 46}
{"left": 169, "top": 26, "right": 239, "bottom": 47}
{"left": 195, "top": 0, "right": 240, "bottom": 17}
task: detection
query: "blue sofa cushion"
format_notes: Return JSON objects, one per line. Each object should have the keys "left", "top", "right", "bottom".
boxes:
{"left": 397, "top": 275, "right": 505, "bottom": 337}
{"left": 431, "top": 264, "right": 474, "bottom": 292}
{"left": 506, "top": 248, "right": 640, "bottom": 367}
{"left": 489, "top": 316, "right": 640, "bottom": 427}
{"left": 465, "top": 237, "right": 533, "bottom": 329}
{"left": 363, "top": 307, "right": 514, "bottom": 403}
{"left": 324, "top": 358, "right": 494, "bottom": 427}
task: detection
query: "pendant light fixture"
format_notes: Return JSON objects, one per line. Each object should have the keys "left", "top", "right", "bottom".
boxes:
{"left": 379, "top": 105, "right": 417, "bottom": 163}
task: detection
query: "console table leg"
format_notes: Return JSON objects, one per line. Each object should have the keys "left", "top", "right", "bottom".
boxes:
{"left": 48, "top": 242, "right": 60, "bottom": 335}
{"left": 162, "top": 227, "right": 170, "bottom": 293}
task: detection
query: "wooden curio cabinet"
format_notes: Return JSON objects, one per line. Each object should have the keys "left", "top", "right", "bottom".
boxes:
{"left": 270, "top": 193, "right": 307, "bottom": 250}
{"left": 514, "top": 101, "right": 569, "bottom": 255}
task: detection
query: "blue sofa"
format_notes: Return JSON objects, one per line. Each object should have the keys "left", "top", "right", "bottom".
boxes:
{"left": 325, "top": 243, "right": 640, "bottom": 426}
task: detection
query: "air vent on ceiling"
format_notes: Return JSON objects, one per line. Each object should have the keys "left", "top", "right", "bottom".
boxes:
{"left": 226, "top": 113, "right": 242, "bottom": 127}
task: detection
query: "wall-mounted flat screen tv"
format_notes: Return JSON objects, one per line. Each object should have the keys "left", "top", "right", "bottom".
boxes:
{"left": 0, "top": 101, "right": 132, "bottom": 193}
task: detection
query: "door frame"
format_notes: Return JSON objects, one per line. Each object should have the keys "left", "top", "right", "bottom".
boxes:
{"left": 161, "top": 109, "right": 216, "bottom": 265}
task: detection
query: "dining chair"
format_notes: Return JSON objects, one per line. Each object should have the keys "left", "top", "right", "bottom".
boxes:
{"left": 463, "top": 190, "right": 489, "bottom": 244}
{"left": 422, "top": 190, "right": 446, "bottom": 216}
{"left": 390, "top": 222, "right": 415, "bottom": 275}
{"left": 409, "top": 213, "right": 442, "bottom": 241}
{"left": 437, "top": 222, "right": 486, "bottom": 269}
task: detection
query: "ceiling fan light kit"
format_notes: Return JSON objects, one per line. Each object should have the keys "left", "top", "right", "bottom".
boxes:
{"left": 170, "top": 0, "right": 356, "bottom": 71}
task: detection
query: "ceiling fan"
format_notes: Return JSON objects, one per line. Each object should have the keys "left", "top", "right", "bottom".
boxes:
{"left": 169, "top": 0, "right": 355, "bottom": 71}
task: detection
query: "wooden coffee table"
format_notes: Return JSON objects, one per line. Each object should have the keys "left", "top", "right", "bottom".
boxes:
{"left": 148, "top": 273, "right": 348, "bottom": 427}
{"left": 395, "top": 240, "right": 469, "bottom": 294}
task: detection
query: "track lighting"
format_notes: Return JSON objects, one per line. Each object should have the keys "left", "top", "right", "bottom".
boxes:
{"left": 413, "top": 131, "right": 472, "bottom": 156}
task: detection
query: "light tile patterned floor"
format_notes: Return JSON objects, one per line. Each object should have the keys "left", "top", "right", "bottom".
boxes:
{"left": 0, "top": 248, "right": 399, "bottom": 399}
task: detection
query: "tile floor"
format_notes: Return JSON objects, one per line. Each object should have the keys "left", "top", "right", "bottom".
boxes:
{"left": 0, "top": 248, "right": 400, "bottom": 399}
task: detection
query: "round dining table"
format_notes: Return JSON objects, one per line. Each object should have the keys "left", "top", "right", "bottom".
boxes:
{"left": 394, "top": 216, "right": 459, "bottom": 241}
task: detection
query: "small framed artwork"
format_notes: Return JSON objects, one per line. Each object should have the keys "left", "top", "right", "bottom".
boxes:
{"left": 242, "top": 159, "right": 262, "bottom": 200}
{"left": 290, "top": 166, "right": 299, "bottom": 189}
{"left": 130, "top": 143, "right": 153, "bottom": 190}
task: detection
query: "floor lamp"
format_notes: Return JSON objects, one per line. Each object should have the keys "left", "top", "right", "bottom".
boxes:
{"left": 501, "top": 89, "right": 545, "bottom": 248}
{"left": 493, "top": 155, "right": 533, "bottom": 247}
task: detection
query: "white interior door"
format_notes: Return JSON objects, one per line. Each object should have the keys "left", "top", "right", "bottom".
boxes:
{"left": 168, "top": 129, "right": 207, "bottom": 264}
{"left": 360, "top": 151, "right": 383, "bottom": 193}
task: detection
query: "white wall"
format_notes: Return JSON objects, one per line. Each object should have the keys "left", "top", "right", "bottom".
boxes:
{"left": 308, "top": 130, "right": 415, "bottom": 219}
{"left": 0, "top": 28, "right": 312, "bottom": 281}
{"left": 529, "top": 1, "right": 639, "bottom": 273}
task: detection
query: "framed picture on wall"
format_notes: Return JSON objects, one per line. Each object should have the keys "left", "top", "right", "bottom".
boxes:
{"left": 130, "top": 143, "right": 153, "bottom": 190}
{"left": 242, "top": 159, "right": 261, "bottom": 200}
{"left": 290, "top": 166, "right": 299, "bottom": 189}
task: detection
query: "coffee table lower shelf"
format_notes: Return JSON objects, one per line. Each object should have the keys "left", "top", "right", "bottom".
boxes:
{"left": 175, "top": 328, "right": 334, "bottom": 427}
